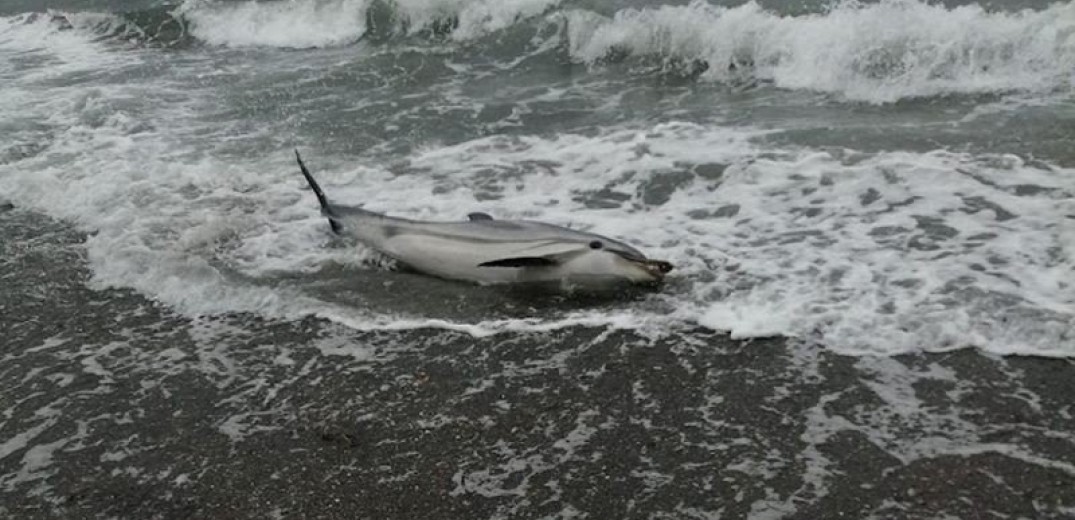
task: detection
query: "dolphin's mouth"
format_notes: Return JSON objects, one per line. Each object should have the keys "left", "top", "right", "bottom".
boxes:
{"left": 610, "top": 250, "right": 673, "bottom": 279}
{"left": 637, "top": 259, "right": 674, "bottom": 279}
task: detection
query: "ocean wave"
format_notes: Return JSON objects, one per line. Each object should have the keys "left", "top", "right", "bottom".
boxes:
{"left": 0, "top": 0, "right": 561, "bottom": 50}
{"left": 176, "top": 0, "right": 560, "bottom": 48}
{"left": 8, "top": 0, "right": 1073, "bottom": 102}
{"left": 177, "top": 0, "right": 369, "bottom": 48}
{"left": 171, "top": 0, "right": 1075, "bottom": 101}
{"left": 565, "top": 0, "right": 1075, "bottom": 102}
{"left": 0, "top": 8, "right": 191, "bottom": 50}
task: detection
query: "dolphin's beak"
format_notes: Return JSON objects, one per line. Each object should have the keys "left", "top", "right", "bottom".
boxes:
{"left": 639, "top": 259, "right": 674, "bottom": 280}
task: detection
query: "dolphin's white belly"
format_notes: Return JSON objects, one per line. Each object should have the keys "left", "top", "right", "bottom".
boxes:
{"left": 383, "top": 234, "right": 522, "bottom": 283}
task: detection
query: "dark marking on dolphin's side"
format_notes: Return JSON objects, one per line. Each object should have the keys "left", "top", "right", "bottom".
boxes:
{"left": 478, "top": 257, "right": 559, "bottom": 268}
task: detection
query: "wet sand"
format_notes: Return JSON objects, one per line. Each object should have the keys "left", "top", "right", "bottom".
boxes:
{"left": 3, "top": 208, "right": 1074, "bottom": 519}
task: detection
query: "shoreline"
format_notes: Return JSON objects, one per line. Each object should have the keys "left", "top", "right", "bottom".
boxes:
{"left": 3, "top": 209, "right": 1075, "bottom": 519}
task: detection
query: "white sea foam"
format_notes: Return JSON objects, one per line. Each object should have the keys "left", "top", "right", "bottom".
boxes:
{"left": 359, "top": 125, "right": 1073, "bottom": 355}
{"left": 565, "top": 0, "right": 1075, "bottom": 102}
{"left": 392, "top": 0, "right": 560, "bottom": 40}
{"left": 1, "top": 87, "right": 1071, "bottom": 355}
{"left": 2, "top": 77, "right": 1072, "bottom": 355}
{"left": 177, "top": 0, "right": 559, "bottom": 48}
{"left": 180, "top": 0, "right": 370, "bottom": 48}
{"left": 0, "top": 11, "right": 133, "bottom": 80}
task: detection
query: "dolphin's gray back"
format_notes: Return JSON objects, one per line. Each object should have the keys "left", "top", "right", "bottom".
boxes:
{"left": 295, "top": 150, "right": 640, "bottom": 256}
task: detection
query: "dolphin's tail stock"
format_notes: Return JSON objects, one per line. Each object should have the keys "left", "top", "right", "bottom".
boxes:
{"left": 295, "top": 149, "right": 342, "bottom": 234}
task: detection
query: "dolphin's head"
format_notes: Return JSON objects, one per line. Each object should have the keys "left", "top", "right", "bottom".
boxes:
{"left": 573, "top": 237, "right": 674, "bottom": 284}
{"left": 447, "top": 218, "right": 674, "bottom": 286}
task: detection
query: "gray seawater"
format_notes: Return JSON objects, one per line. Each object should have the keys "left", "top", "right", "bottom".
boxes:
{"left": 2, "top": 0, "right": 1074, "bottom": 517}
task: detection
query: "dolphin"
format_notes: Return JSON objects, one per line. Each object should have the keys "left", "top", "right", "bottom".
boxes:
{"left": 295, "top": 150, "right": 673, "bottom": 287}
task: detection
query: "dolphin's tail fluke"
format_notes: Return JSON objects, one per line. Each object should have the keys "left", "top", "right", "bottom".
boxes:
{"left": 295, "top": 149, "right": 342, "bottom": 234}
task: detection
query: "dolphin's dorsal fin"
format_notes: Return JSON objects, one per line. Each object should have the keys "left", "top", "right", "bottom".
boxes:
{"left": 468, "top": 212, "right": 494, "bottom": 221}
{"left": 478, "top": 256, "right": 558, "bottom": 268}
{"left": 295, "top": 149, "right": 342, "bottom": 234}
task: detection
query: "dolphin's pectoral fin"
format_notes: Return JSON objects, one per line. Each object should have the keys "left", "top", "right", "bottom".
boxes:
{"left": 478, "top": 256, "right": 559, "bottom": 268}
{"left": 468, "top": 212, "right": 494, "bottom": 221}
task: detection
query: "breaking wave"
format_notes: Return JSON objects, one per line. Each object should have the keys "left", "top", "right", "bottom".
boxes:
{"left": 565, "top": 0, "right": 1075, "bottom": 102}
{"left": 9, "top": 0, "right": 1075, "bottom": 101}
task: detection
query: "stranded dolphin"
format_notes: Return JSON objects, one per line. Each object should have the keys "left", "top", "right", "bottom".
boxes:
{"left": 295, "top": 150, "right": 672, "bottom": 287}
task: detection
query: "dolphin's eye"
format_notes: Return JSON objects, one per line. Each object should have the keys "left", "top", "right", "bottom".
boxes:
{"left": 589, "top": 240, "right": 603, "bottom": 250}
